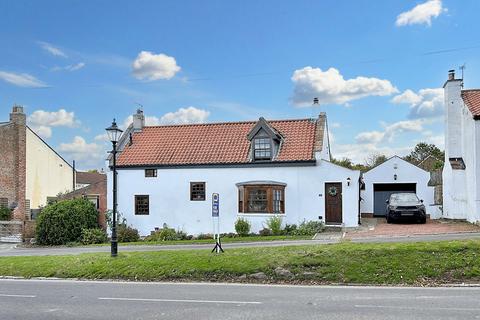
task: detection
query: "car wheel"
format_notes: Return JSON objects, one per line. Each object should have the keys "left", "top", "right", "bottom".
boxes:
{"left": 420, "top": 217, "right": 426, "bottom": 224}
{"left": 386, "top": 215, "right": 392, "bottom": 224}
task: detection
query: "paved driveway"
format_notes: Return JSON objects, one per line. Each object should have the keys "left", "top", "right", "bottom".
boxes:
{"left": 345, "top": 218, "right": 480, "bottom": 239}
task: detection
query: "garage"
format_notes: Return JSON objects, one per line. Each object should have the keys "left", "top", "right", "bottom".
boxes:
{"left": 373, "top": 183, "right": 416, "bottom": 216}
{"left": 360, "top": 156, "right": 440, "bottom": 219}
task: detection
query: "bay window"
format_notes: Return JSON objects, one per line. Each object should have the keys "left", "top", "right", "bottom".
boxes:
{"left": 237, "top": 183, "right": 285, "bottom": 214}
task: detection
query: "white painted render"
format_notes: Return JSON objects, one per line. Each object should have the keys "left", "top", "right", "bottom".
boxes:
{"left": 109, "top": 160, "right": 360, "bottom": 236}
{"left": 25, "top": 128, "right": 74, "bottom": 209}
{"left": 361, "top": 156, "right": 440, "bottom": 218}
{"left": 443, "top": 79, "right": 480, "bottom": 223}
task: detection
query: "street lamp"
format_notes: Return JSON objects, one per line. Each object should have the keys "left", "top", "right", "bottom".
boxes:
{"left": 106, "top": 119, "right": 123, "bottom": 257}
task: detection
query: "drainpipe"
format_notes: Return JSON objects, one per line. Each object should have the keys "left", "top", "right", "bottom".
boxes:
{"left": 73, "top": 160, "right": 76, "bottom": 191}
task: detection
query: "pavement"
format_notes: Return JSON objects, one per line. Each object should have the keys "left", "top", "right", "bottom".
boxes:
{"left": 1, "top": 232, "right": 480, "bottom": 256}
{"left": 345, "top": 218, "right": 480, "bottom": 239}
{"left": 0, "top": 279, "right": 479, "bottom": 319}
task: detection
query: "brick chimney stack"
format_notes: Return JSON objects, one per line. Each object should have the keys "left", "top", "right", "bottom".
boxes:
{"left": 10, "top": 105, "right": 26, "bottom": 220}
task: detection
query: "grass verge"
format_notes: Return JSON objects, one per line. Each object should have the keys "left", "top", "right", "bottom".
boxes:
{"left": 2, "top": 239, "right": 480, "bottom": 285}
{"left": 73, "top": 235, "right": 312, "bottom": 247}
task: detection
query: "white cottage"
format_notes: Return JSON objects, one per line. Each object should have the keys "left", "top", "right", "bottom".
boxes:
{"left": 443, "top": 69, "right": 480, "bottom": 224}
{"left": 108, "top": 110, "right": 360, "bottom": 236}
{"left": 360, "top": 156, "right": 439, "bottom": 218}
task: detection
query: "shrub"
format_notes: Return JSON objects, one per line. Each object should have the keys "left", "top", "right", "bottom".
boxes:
{"left": 259, "top": 227, "right": 272, "bottom": 236}
{"left": 294, "top": 220, "right": 325, "bottom": 236}
{"left": 220, "top": 232, "right": 237, "bottom": 238}
{"left": 81, "top": 228, "right": 107, "bottom": 245}
{"left": 195, "top": 233, "right": 213, "bottom": 240}
{"left": 0, "top": 207, "right": 12, "bottom": 221}
{"left": 36, "top": 198, "right": 98, "bottom": 245}
{"left": 145, "top": 227, "right": 177, "bottom": 241}
{"left": 266, "top": 216, "right": 283, "bottom": 235}
{"left": 284, "top": 223, "right": 297, "bottom": 235}
{"left": 117, "top": 224, "right": 140, "bottom": 242}
{"left": 235, "top": 218, "right": 251, "bottom": 236}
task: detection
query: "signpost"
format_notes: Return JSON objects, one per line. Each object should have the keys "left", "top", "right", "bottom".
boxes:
{"left": 211, "top": 193, "right": 224, "bottom": 253}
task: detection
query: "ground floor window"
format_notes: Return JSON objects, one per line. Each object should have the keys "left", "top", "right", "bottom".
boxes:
{"left": 238, "top": 185, "right": 285, "bottom": 214}
{"left": 135, "top": 195, "right": 149, "bottom": 215}
{"left": 190, "top": 182, "right": 206, "bottom": 201}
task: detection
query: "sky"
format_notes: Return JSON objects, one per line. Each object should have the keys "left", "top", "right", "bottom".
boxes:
{"left": 1, "top": 0, "right": 480, "bottom": 170}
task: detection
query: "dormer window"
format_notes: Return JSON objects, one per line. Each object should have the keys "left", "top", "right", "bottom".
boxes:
{"left": 254, "top": 138, "right": 272, "bottom": 160}
{"left": 247, "top": 117, "right": 282, "bottom": 162}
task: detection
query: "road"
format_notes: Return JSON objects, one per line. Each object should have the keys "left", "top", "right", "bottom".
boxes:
{"left": 0, "top": 279, "right": 479, "bottom": 320}
{"left": 1, "top": 232, "right": 480, "bottom": 257}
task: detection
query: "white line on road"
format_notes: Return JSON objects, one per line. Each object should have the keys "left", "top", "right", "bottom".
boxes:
{"left": 98, "top": 297, "right": 262, "bottom": 305}
{"left": 355, "top": 304, "right": 480, "bottom": 312}
{"left": 0, "top": 293, "right": 36, "bottom": 298}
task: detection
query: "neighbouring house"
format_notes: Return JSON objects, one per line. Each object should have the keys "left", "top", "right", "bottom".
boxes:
{"left": 61, "top": 171, "right": 107, "bottom": 229}
{"left": 108, "top": 109, "right": 360, "bottom": 236}
{"left": 360, "top": 156, "right": 440, "bottom": 219}
{"left": 0, "top": 106, "right": 74, "bottom": 221}
{"left": 418, "top": 155, "right": 444, "bottom": 172}
{"left": 443, "top": 69, "right": 480, "bottom": 224}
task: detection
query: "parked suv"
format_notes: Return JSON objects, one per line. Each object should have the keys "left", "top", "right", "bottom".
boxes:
{"left": 386, "top": 193, "right": 426, "bottom": 224}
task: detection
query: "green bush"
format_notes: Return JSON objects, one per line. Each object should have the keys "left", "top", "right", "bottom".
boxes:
{"left": 266, "top": 216, "right": 283, "bottom": 235}
{"left": 0, "top": 207, "right": 12, "bottom": 221}
{"left": 36, "top": 198, "right": 98, "bottom": 245}
{"left": 195, "top": 233, "right": 213, "bottom": 240}
{"left": 294, "top": 220, "right": 325, "bottom": 236}
{"left": 259, "top": 227, "right": 272, "bottom": 236}
{"left": 117, "top": 224, "right": 140, "bottom": 243}
{"left": 284, "top": 223, "right": 297, "bottom": 235}
{"left": 145, "top": 227, "right": 178, "bottom": 241}
{"left": 81, "top": 228, "right": 107, "bottom": 245}
{"left": 234, "top": 218, "right": 251, "bottom": 236}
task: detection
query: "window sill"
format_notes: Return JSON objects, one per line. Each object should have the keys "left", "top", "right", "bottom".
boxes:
{"left": 237, "top": 213, "right": 285, "bottom": 217}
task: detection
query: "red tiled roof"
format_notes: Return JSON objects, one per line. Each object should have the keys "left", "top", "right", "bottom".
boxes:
{"left": 462, "top": 89, "right": 480, "bottom": 118}
{"left": 116, "top": 119, "right": 317, "bottom": 166}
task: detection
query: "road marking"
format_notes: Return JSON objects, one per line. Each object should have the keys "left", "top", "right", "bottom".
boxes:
{"left": 98, "top": 297, "right": 262, "bottom": 305}
{"left": 0, "top": 293, "right": 36, "bottom": 298}
{"left": 355, "top": 304, "right": 480, "bottom": 312}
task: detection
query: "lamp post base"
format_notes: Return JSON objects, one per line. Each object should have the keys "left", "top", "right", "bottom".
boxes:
{"left": 111, "top": 240, "right": 118, "bottom": 257}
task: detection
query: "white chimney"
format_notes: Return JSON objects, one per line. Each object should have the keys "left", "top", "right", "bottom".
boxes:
{"left": 444, "top": 69, "right": 463, "bottom": 160}
{"left": 132, "top": 109, "right": 145, "bottom": 132}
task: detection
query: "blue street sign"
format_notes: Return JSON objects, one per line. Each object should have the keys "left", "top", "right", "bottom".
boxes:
{"left": 212, "top": 193, "right": 219, "bottom": 217}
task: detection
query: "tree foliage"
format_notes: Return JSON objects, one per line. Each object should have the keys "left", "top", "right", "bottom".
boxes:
{"left": 404, "top": 142, "right": 444, "bottom": 165}
{"left": 36, "top": 198, "right": 98, "bottom": 245}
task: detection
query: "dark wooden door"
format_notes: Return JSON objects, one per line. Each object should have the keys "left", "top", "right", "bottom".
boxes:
{"left": 325, "top": 182, "right": 342, "bottom": 224}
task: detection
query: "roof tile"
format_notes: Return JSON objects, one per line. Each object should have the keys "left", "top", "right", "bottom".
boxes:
{"left": 117, "top": 119, "right": 317, "bottom": 166}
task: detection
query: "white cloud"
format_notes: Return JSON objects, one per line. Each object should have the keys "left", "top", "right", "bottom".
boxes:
{"left": 33, "top": 126, "right": 53, "bottom": 139}
{"left": 59, "top": 136, "right": 106, "bottom": 168}
{"left": 38, "top": 41, "right": 67, "bottom": 58}
{"left": 0, "top": 71, "right": 47, "bottom": 88}
{"left": 132, "top": 51, "right": 181, "bottom": 81}
{"left": 355, "top": 119, "right": 425, "bottom": 144}
{"left": 159, "top": 106, "right": 210, "bottom": 125}
{"left": 330, "top": 122, "right": 341, "bottom": 128}
{"left": 51, "top": 62, "right": 86, "bottom": 72}
{"left": 121, "top": 106, "right": 210, "bottom": 129}
{"left": 392, "top": 88, "right": 444, "bottom": 119}
{"left": 28, "top": 109, "right": 80, "bottom": 139}
{"left": 396, "top": 0, "right": 446, "bottom": 27}
{"left": 291, "top": 67, "right": 397, "bottom": 106}
{"left": 332, "top": 142, "right": 413, "bottom": 164}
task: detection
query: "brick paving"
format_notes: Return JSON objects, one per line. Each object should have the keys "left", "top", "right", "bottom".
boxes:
{"left": 345, "top": 218, "right": 480, "bottom": 239}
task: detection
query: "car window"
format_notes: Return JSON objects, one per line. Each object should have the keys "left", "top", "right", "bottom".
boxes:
{"left": 390, "top": 193, "right": 418, "bottom": 203}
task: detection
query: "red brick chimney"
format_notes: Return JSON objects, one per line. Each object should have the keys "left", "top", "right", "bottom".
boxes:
{"left": 9, "top": 105, "right": 26, "bottom": 220}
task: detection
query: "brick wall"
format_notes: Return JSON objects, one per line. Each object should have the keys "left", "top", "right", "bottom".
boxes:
{"left": 0, "top": 106, "right": 26, "bottom": 220}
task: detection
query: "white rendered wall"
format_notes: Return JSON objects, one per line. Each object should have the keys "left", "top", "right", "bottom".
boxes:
{"left": 108, "top": 160, "right": 360, "bottom": 236}
{"left": 361, "top": 156, "right": 439, "bottom": 218}
{"left": 442, "top": 95, "right": 480, "bottom": 223}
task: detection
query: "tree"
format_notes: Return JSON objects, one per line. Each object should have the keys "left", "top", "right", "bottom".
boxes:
{"left": 331, "top": 157, "right": 369, "bottom": 172}
{"left": 404, "top": 142, "right": 444, "bottom": 165}
{"left": 364, "top": 153, "right": 388, "bottom": 169}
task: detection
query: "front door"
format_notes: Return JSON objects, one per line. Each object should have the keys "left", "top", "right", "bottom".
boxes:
{"left": 325, "top": 182, "right": 342, "bottom": 224}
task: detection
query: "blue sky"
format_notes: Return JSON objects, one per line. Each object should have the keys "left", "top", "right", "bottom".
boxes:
{"left": 1, "top": 0, "right": 479, "bottom": 169}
